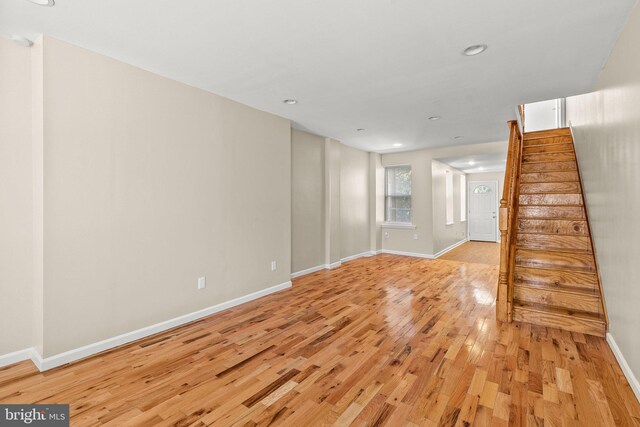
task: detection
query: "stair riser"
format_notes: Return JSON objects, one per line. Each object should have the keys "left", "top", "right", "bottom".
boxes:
{"left": 523, "top": 143, "right": 574, "bottom": 155}
{"left": 514, "top": 267, "right": 598, "bottom": 291}
{"left": 514, "top": 287, "right": 601, "bottom": 313}
{"left": 523, "top": 135, "right": 573, "bottom": 146}
{"left": 519, "top": 194, "right": 583, "bottom": 206}
{"left": 520, "top": 171, "right": 579, "bottom": 183}
{"left": 521, "top": 161, "right": 577, "bottom": 173}
{"left": 523, "top": 152, "right": 576, "bottom": 163}
{"left": 513, "top": 307, "right": 605, "bottom": 337}
{"left": 520, "top": 182, "right": 581, "bottom": 194}
{"left": 523, "top": 129, "right": 572, "bottom": 140}
{"left": 516, "top": 249, "right": 595, "bottom": 272}
{"left": 516, "top": 234, "right": 592, "bottom": 252}
{"left": 518, "top": 219, "right": 588, "bottom": 236}
{"left": 518, "top": 206, "right": 585, "bottom": 220}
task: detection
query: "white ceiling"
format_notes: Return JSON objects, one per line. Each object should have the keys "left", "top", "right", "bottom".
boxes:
{"left": 436, "top": 153, "right": 507, "bottom": 174}
{"left": 1, "top": 0, "right": 634, "bottom": 153}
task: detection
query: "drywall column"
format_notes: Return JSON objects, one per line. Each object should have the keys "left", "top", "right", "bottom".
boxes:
{"left": 31, "top": 37, "right": 44, "bottom": 356}
{"left": 369, "top": 152, "right": 383, "bottom": 253}
{"left": 291, "top": 130, "right": 325, "bottom": 273}
{"left": 339, "top": 145, "right": 370, "bottom": 259}
{"left": 324, "top": 138, "right": 341, "bottom": 266}
{"left": 0, "top": 37, "right": 38, "bottom": 355}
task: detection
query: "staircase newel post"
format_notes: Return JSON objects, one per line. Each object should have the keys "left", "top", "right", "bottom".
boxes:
{"left": 497, "top": 200, "right": 509, "bottom": 322}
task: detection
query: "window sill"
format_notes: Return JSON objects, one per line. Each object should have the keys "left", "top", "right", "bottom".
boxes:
{"left": 382, "top": 223, "right": 417, "bottom": 230}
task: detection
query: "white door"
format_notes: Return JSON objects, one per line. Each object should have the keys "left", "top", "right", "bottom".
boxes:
{"left": 468, "top": 181, "right": 497, "bottom": 242}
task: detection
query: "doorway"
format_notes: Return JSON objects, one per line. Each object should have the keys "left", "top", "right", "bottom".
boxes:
{"left": 468, "top": 180, "right": 498, "bottom": 242}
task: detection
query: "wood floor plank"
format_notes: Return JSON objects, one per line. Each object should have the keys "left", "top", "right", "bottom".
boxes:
{"left": 0, "top": 249, "right": 637, "bottom": 425}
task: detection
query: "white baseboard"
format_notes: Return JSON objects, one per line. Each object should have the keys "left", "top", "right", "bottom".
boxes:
{"left": 340, "top": 251, "right": 374, "bottom": 263}
{"left": 380, "top": 239, "right": 467, "bottom": 260}
{"left": 291, "top": 251, "right": 379, "bottom": 279}
{"left": 291, "top": 264, "right": 326, "bottom": 279}
{"left": 0, "top": 347, "right": 41, "bottom": 370}
{"left": 607, "top": 332, "right": 640, "bottom": 403}
{"left": 433, "top": 239, "right": 468, "bottom": 258}
{"left": 327, "top": 260, "right": 342, "bottom": 269}
{"left": 380, "top": 249, "right": 434, "bottom": 259}
{"left": 0, "top": 281, "right": 292, "bottom": 372}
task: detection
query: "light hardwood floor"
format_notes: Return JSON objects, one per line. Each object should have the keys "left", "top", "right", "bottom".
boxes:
{"left": 1, "top": 254, "right": 638, "bottom": 426}
{"left": 439, "top": 241, "right": 500, "bottom": 265}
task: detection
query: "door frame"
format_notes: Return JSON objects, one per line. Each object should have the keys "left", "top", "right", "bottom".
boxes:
{"left": 467, "top": 180, "right": 499, "bottom": 243}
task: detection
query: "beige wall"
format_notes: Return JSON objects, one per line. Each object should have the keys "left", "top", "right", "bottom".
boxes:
{"left": 291, "top": 130, "right": 325, "bottom": 272}
{"left": 466, "top": 171, "right": 506, "bottom": 243}
{"left": 38, "top": 37, "right": 291, "bottom": 357}
{"left": 0, "top": 38, "right": 36, "bottom": 355}
{"left": 431, "top": 161, "right": 467, "bottom": 254}
{"left": 381, "top": 150, "right": 434, "bottom": 255}
{"left": 340, "top": 144, "right": 370, "bottom": 258}
{"left": 566, "top": 4, "right": 640, "bottom": 383}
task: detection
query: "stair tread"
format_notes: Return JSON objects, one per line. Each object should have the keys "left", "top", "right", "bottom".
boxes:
{"left": 522, "top": 143, "right": 575, "bottom": 154}
{"left": 523, "top": 140, "right": 572, "bottom": 148}
{"left": 517, "top": 219, "right": 589, "bottom": 237}
{"left": 519, "top": 206, "right": 584, "bottom": 209}
{"left": 514, "top": 264, "right": 598, "bottom": 276}
{"left": 513, "top": 301, "right": 604, "bottom": 322}
{"left": 519, "top": 194, "right": 584, "bottom": 206}
{"left": 516, "top": 245, "right": 592, "bottom": 254}
{"left": 514, "top": 264, "right": 594, "bottom": 273}
{"left": 523, "top": 128, "right": 572, "bottom": 139}
{"left": 514, "top": 282, "right": 599, "bottom": 297}
{"left": 515, "top": 248, "right": 595, "bottom": 273}
{"left": 515, "top": 263, "right": 595, "bottom": 273}
{"left": 518, "top": 217, "right": 585, "bottom": 221}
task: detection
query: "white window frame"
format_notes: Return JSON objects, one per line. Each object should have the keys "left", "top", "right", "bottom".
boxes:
{"left": 384, "top": 165, "right": 413, "bottom": 225}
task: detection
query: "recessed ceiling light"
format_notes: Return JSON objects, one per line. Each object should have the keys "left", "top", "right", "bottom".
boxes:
{"left": 479, "top": 166, "right": 485, "bottom": 171}
{"left": 393, "top": 143, "right": 403, "bottom": 147}
{"left": 468, "top": 161, "right": 475, "bottom": 166}
{"left": 454, "top": 136, "right": 464, "bottom": 140}
{"left": 428, "top": 116, "right": 441, "bottom": 121}
{"left": 10, "top": 35, "right": 33, "bottom": 47}
{"left": 282, "top": 99, "right": 297, "bottom": 105}
{"left": 463, "top": 44, "right": 487, "bottom": 56}
{"left": 27, "top": 0, "right": 54, "bottom": 5}
{"left": 356, "top": 128, "right": 365, "bottom": 132}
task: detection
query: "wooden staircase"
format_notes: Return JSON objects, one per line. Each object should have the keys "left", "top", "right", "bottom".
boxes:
{"left": 497, "top": 124, "right": 608, "bottom": 337}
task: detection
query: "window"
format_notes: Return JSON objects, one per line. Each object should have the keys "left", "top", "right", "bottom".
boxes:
{"left": 385, "top": 166, "right": 412, "bottom": 223}
{"left": 445, "top": 170, "right": 454, "bottom": 225}
{"left": 473, "top": 185, "right": 492, "bottom": 194}
{"left": 460, "top": 174, "right": 466, "bottom": 222}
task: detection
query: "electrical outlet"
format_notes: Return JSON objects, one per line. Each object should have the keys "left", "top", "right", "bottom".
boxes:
{"left": 413, "top": 233, "right": 418, "bottom": 240}
{"left": 197, "top": 276, "right": 206, "bottom": 290}
{"left": 271, "top": 261, "right": 277, "bottom": 271}
{"left": 384, "top": 232, "right": 389, "bottom": 239}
